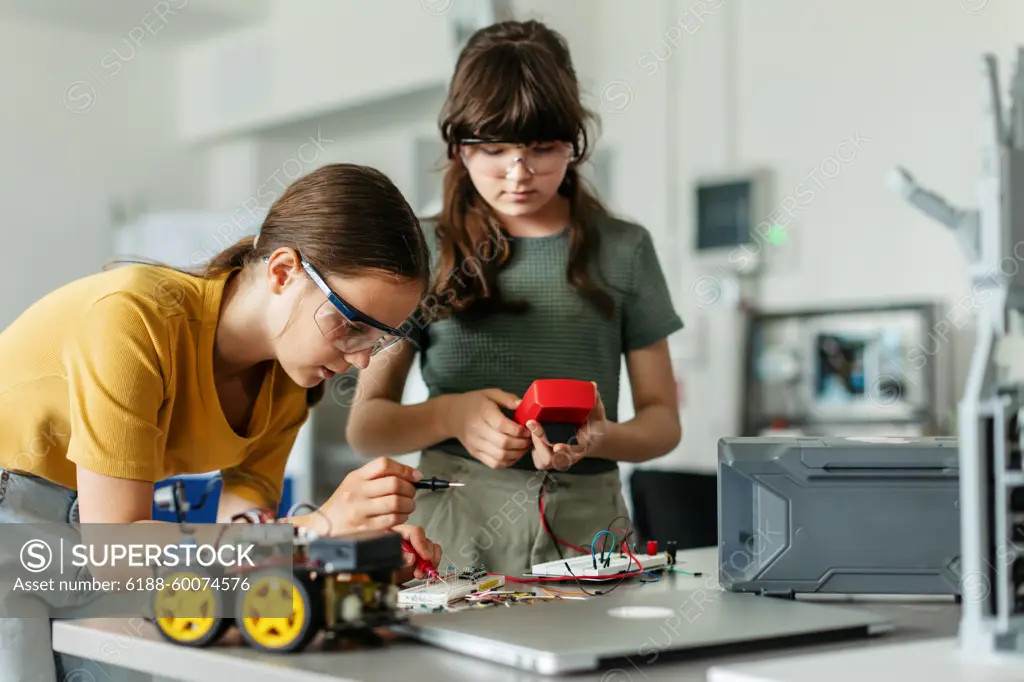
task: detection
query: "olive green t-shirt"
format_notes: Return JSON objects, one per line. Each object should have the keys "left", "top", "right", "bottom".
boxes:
{"left": 408, "top": 213, "right": 683, "bottom": 475}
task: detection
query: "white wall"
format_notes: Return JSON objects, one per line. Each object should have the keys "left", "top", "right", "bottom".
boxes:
{"left": 0, "top": 14, "right": 203, "bottom": 330}
{"left": 714, "top": 0, "right": 1012, "bottom": 307}
{"left": 582, "top": 0, "right": 1022, "bottom": 474}
{"left": 174, "top": 0, "right": 455, "bottom": 143}
{"left": 256, "top": 87, "right": 449, "bottom": 208}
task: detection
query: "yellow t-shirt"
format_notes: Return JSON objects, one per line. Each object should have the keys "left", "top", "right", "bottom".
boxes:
{"left": 0, "top": 263, "right": 309, "bottom": 509}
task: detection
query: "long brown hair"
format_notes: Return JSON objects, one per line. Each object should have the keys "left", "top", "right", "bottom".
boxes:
{"left": 116, "top": 163, "right": 429, "bottom": 406}
{"left": 433, "top": 20, "right": 615, "bottom": 319}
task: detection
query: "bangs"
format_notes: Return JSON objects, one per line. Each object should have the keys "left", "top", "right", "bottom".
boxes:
{"left": 449, "top": 46, "right": 582, "bottom": 146}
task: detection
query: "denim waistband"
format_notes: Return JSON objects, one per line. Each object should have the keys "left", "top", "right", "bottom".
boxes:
{"left": 0, "top": 468, "right": 79, "bottom": 525}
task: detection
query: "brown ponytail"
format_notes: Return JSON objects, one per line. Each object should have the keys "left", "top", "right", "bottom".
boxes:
{"left": 110, "top": 163, "right": 430, "bottom": 408}
{"left": 180, "top": 238, "right": 325, "bottom": 406}
{"left": 200, "top": 237, "right": 257, "bottom": 277}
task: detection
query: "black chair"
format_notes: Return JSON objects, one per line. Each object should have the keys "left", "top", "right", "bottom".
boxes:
{"left": 629, "top": 469, "right": 718, "bottom": 550}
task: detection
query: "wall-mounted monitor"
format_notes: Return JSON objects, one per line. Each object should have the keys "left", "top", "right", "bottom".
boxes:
{"left": 693, "top": 169, "right": 773, "bottom": 272}
{"left": 696, "top": 179, "right": 752, "bottom": 250}
{"left": 743, "top": 303, "right": 946, "bottom": 436}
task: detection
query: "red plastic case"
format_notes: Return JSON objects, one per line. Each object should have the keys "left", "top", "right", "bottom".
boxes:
{"left": 514, "top": 379, "right": 596, "bottom": 444}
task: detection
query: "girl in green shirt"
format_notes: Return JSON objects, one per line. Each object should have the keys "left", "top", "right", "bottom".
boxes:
{"left": 347, "top": 20, "right": 683, "bottom": 577}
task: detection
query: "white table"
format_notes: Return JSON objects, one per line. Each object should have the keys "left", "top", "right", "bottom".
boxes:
{"left": 50, "top": 548, "right": 962, "bottom": 682}
{"left": 707, "top": 637, "right": 1024, "bottom": 682}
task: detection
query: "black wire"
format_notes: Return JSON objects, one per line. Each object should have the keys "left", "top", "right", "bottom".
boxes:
{"left": 193, "top": 475, "right": 223, "bottom": 513}
{"left": 603, "top": 511, "right": 643, "bottom": 593}
{"left": 605, "top": 515, "right": 633, "bottom": 552}
{"left": 597, "top": 515, "right": 630, "bottom": 562}
{"left": 595, "top": 509, "right": 638, "bottom": 596}
{"left": 540, "top": 474, "right": 603, "bottom": 597}
{"left": 538, "top": 474, "right": 638, "bottom": 597}
{"left": 604, "top": 514, "right": 634, "bottom": 567}
{"left": 597, "top": 544, "right": 638, "bottom": 595}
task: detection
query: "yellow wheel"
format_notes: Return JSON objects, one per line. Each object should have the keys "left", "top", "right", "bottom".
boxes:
{"left": 152, "top": 571, "right": 230, "bottom": 647}
{"left": 236, "top": 570, "right": 321, "bottom": 653}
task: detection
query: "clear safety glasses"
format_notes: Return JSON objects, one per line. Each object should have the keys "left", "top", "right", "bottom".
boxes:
{"left": 301, "top": 260, "right": 406, "bottom": 357}
{"left": 459, "top": 138, "right": 576, "bottom": 178}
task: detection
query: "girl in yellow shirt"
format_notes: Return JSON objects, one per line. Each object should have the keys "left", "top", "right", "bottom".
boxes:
{"left": 0, "top": 163, "right": 441, "bottom": 682}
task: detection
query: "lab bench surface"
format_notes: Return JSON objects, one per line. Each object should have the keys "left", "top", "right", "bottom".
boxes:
{"left": 51, "top": 548, "right": 961, "bottom": 682}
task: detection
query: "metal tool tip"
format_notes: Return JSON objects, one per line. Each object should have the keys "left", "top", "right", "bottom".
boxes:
{"left": 449, "top": 482, "right": 465, "bottom": 487}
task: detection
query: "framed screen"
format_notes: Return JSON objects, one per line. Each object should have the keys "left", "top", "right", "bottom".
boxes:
{"left": 696, "top": 179, "right": 753, "bottom": 251}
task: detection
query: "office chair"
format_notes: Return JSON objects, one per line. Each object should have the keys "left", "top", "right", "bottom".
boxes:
{"left": 629, "top": 469, "right": 718, "bottom": 550}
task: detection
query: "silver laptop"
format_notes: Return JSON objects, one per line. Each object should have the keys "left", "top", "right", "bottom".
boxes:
{"left": 395, "top": 583, "right": 892, "bottom": 675}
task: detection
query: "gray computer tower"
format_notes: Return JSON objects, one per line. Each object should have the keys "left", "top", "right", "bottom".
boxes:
{"left": 717, "top": 436, "right": 961, "bottom": 598}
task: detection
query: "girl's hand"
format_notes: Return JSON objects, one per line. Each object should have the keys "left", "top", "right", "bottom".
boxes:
{"left": 394, "top": 524, "right": 444, "bottom": 583}
{"left": 296, "top": 457, "right": 422, "bottom": 535}
{"left": 528, "top": 383, "right": 608, "bottom": 470}
{"left": 444, "top": 389, "right": 532, "bottom": 469}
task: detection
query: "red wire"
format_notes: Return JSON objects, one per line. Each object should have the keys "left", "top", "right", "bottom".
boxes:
{"left": 493, "top": 486, "right": 645, "bottom": 584}
{"left": 623, "top": 545, "right": 643, "bottom": 573}
{"left": 538, "top": 485, "right": 587, "bottom": 554}
{"left": 499, "top": 567, "right": 647, "bottom": 584}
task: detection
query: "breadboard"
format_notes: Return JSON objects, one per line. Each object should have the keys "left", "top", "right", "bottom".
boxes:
{"left": 529, "top": 552, "right": 671, "bottom": 578}
{"left": 397, "top": 574, "right": 506, "bottom": 606}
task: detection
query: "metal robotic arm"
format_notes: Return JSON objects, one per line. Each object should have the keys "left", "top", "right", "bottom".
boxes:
{"left": 890, "top": 47, "right": 1024, "bottom": 658}
{"left": 886, "top": 166, "right": 979, "bottom": 263}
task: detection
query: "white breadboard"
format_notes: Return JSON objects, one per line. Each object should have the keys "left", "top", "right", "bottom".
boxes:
{"left": 397, "top": 574, "right": 506, "bottom": 606}
{"left": 529, "top": 552, "right": 671, "bottom": 578}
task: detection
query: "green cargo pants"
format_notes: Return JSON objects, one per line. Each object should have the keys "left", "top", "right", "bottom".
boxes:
{"left": 408, "top": 448, "right": 632, "bottom": 578}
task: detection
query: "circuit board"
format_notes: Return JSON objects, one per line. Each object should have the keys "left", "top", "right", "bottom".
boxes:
{"left": 397, "top": 573, "right": 507, "bottom": 607}
{"left": 528, "top": 551, "right": 672, "bottom": 578}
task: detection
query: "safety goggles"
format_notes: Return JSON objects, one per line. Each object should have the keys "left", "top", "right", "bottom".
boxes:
{"left": 301, "top": 260, "right": 407, "bottom": 357}
{"left": 459, "top": 138, "right": 576, "bottom": 178}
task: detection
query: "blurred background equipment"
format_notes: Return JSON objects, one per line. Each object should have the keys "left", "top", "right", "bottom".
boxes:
{"left": 743, "top": 303, "right": 951, "bottom": 438}
{"left": 708, "top": 43, "right": 1024, "bottom": 682}
{"left": 694, "top": 169, "right": 774, "bottom": 266}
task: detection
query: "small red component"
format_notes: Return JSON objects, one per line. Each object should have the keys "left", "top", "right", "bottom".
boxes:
{"left": 514, "top": 379, "right": 596, "bottom": 427}
{"left": 647, "top": 540, "right": 658, "bottom": 555}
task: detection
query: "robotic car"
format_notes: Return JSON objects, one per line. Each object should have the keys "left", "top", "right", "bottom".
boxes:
{"left": 149, "top": 480, "right": 408, "bottom": 653}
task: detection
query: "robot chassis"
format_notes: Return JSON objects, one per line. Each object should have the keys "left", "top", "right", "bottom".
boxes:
{"left": 149, "top": 481, "right": 408, "bottom": 653}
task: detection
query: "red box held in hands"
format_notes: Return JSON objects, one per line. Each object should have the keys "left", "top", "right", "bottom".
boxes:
{"left": 513, "top": 379, "right": 596, "bottom": 445}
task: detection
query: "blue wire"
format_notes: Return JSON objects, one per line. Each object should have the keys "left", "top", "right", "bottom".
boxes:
{"left": 641, "top": 571, "right": 659, "bottom": 583}
{"left": 590, "top": 530, "right": 616, "bottom": 563}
